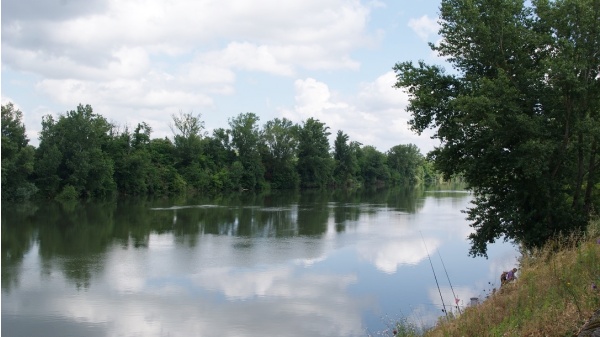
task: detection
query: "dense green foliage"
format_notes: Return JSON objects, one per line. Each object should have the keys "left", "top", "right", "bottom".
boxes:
{"left": 388, "top": 144, "right": 424, "bottom": 185}
{"left": 333, "top": 130, "right": 360, "bottom": 187}
{"left": 1, "top": 103, "right": 37, "bottom": 200}
{"left": 1, "top": 103, "right": 440, "bottom": 201}
{"left": 297, "top": 118, "right": 335, "bottom": 188}
{"left": 260, "top": 118, "right": 300, "bottom": 189}
{"left": 394, "top": 0, "right": 600, "bottom": 256}
{"left": 34, "top": 104, "right": 116, "bottom": 199}
{"left": 229, "top": 113, "right": 266, "bottom": 190}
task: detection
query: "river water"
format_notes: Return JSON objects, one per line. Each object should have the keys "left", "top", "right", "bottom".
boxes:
{"left": 1, "top": 186, "right": 519, "bottom": 337}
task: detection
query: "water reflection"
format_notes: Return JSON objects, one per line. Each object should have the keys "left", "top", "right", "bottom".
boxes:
{"left": 2, "top": 187, "right": 518, "bottom": 337}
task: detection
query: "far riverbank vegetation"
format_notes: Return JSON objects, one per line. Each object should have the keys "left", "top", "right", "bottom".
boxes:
{"left": 1, "top": 102, "right": 446, "bottom": 203}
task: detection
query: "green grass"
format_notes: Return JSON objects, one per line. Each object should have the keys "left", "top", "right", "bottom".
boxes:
{"left": 393, "top": 218, "right": 600, "bottom": 337}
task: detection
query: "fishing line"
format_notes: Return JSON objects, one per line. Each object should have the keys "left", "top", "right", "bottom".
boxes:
{"left": 436, "top": 249, "right": 462, "bottom": 314}
{"left": 419, "top": 231, "right": 448, "bottom": 319}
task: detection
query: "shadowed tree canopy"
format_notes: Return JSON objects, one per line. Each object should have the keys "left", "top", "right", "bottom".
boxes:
{"left": 394, "top": 0, "right": 600, "bottom": 256}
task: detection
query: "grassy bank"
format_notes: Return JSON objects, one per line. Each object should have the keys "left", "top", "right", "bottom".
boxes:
{"left": 396, "top": 219, "right": 600, "bottom": 337}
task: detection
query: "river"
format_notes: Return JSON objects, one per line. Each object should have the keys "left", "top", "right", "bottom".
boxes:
{"left": 1, "top": 186, "right": 519, "bottom": 337}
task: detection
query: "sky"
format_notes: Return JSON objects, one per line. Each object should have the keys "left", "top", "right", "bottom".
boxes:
{"left": 1, "top": 0, "right": 445, "bottom": 154}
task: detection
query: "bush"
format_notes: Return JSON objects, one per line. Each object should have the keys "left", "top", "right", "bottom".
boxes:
{"left": 55, "top": 185, "right": 79, "bottom": 201}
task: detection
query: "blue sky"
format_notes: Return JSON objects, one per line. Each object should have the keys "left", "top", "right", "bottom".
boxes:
{"left": 2, "top": 0, "right": 445, "bottom": 154}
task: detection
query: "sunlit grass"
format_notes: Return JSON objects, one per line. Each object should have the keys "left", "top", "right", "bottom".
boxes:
{"left": 393, "top": 218, "right": 600, "bottom": 337}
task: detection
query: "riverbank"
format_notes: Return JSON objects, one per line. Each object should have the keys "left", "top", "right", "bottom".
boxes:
{"left": 396, "top": 218, "right": 600, "bottom": 337}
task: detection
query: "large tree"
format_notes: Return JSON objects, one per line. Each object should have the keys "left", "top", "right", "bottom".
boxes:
{"left": 1, "top": 103, "right": 37, "bottom": 200}
{"left": 170, "top": 111, "right": 206, "bottom": 167}
{"left": 333, "top": 130, "right": 360, "bottom": 187}
{"left": 108, "top": 122, "right": 154, "bottom": 196}
{"left": 357, "top": 145, "right": 390, "bottom": 186}
{"left": 171, "top": 111, "right": 209, "bottom": 190}
{"left": 203, "top": 128, "right": 240, "bottom": 191}
{"left": 394, "top": 0, "right": 599, "bottom": 256}
{"left": 297, "top": 118, "right": 333, "bottom": 188}
{"left": 260, "top": 118, "right": 300, "bottom": 189}
{"left": 34, "top": 104, "right": 116, "bottom": 199}
{"left": 387, "top": 144, "right": 425, "bottom": 186}
{"left": 147, "top": 137, "right": 186, "bottom": 194}
{"left": 229, "top": 113, "right": 265, "bottom": 190}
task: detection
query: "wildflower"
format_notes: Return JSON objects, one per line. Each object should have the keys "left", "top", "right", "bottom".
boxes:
{"left": 393, "top": 329, "right": 397, "bottom": 335}
{"left": 592, "top": 283, "right": 597, "bottom": 290}
{"left": 455, "top": 298, "right": 460, "bottom": 305}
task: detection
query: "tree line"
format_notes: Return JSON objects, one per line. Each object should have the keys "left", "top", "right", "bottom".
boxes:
{"left": 1, "top": 102, "right": 441, "bottom": 201}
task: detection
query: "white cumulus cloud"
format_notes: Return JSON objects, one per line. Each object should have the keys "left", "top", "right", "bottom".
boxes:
{"left": 408, "top": 15, "right": 439, "bottom": 42}
{"left": 280, "top": 72, "right": 438, "bottom": 153}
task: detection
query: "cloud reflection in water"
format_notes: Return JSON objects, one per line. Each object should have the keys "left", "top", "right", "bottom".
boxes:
{"left": 1, "top": 189, "right": 519, "bottom": 337}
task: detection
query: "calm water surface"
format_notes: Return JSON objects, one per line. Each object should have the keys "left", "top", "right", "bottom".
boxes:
{"left": 2, "top": 187, "right": 519, "bottom": 337}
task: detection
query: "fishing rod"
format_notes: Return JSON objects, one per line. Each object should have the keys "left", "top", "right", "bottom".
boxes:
{"left": 420, "top": 231, "right": 448, "bottom": 320}
{"left": 436, "top": 249, "right": 462, "bottom": 315}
